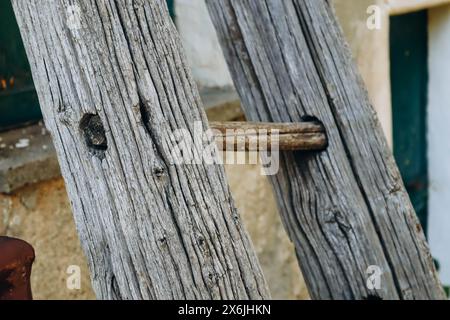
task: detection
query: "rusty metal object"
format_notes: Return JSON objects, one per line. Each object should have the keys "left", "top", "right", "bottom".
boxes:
{"left": 0, "top": 237, "right": 35, "bottom": 300}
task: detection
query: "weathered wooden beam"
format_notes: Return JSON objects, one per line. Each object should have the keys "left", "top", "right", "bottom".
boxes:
{"left": 207, "top": 0, "right": 445, "bottom": 299}
{"left": 210, "top": 121, "right": 327, "bottom": 151}
{"left": 13, "top": 0, "right": 270, "bottom": 300}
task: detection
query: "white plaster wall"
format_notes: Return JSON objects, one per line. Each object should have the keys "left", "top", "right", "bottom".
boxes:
{"left": 428, "top": 4, "right": 450, "bottom": 286}
{"left": 175, "top": 0, "right": 233, "bottom": 88}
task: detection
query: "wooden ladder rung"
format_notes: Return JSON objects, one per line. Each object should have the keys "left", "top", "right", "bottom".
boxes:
{"left": 209, "top": 121, "right": 327, "bottom": 152}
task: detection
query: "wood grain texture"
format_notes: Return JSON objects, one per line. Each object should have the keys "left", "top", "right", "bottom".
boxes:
{"left": 206, "top": 0, "right": 445, "bottom": 299}
{"left": 210, "top": 121, "right": 327, "bottom": 151}
{"left": 12, "top": 0, "right": 270, "bottom": 300}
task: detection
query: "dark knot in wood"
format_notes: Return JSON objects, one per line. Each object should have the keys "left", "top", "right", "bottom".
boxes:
{"left": 80, "top": 114, "right": 108, "bottom": 157}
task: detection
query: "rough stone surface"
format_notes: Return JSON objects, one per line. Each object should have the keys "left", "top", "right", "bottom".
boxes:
{"left": 0, "top": 179, "right": 95, "bottom": 300}
{"left": 0, "top": 123, "right": 60, "bottom": 193}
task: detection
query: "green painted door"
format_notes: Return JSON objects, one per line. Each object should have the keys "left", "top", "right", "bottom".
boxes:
{"left": 0, "top": 0, "right": 41, "bottom": 131}
{"left": 167, "top": 0, "right": 175, "bottom": 18}
{"left": 390, "top": 11, "right": 429, "bottom": 233}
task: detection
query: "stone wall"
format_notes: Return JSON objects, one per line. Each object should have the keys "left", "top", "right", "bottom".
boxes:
{"left": 0, "top": 179, "right": 94, "bottom": 300}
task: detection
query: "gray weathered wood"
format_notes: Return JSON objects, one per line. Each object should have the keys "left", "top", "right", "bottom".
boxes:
{"left": 207, "top": 0, "right": 445, "bottom": 299}
{"left": 13, "top": 0, "right": 270, "bottom": 300}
